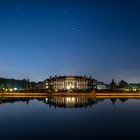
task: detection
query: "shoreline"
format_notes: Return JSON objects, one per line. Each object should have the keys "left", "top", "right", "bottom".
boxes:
{"left": 0, "top": 92, "right": 140, "bottom": 99}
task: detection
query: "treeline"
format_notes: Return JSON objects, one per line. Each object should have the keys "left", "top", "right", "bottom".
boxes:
{"left": 97, "top": 79, "right": 140, "bottom": 92}
{"left": 0, "top": 78, "right": 48, "bottom": 93}
{"left": 0, "top": 78, "right": 30, "bottom": 89}
{"left": 0, "top": 78, "right": 29, "bottom": 92}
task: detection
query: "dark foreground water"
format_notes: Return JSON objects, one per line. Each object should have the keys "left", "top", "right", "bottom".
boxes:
{"left": 0, "top": 97, "right": 140, "bottom": 140}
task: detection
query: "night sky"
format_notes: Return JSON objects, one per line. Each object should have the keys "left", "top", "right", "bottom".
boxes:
{"left": 0, "top": 0, "right": 140, "bottom": 83}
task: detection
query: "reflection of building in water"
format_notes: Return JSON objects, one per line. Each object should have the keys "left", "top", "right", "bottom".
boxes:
{"left": 44, "top": 97, "right": 100, "bottom": 108}
{"left": 44, "top": 76, "right": 97, "bottom": 91}
{"left": 0, "top": 98, "right": 128, "bottom": 107}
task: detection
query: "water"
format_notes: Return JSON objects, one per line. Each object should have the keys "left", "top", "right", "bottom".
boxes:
{"left": 0, "top": 97, "right": 140, "bottom": 140}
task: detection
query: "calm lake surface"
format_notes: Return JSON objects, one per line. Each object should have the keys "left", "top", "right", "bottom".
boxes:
{"left": 0, "top": 97, "right": 140, "bottom": 140}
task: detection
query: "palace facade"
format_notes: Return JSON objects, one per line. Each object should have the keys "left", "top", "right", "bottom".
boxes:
{"left": 44, "top": 75, "right": 97, "bottom": 91}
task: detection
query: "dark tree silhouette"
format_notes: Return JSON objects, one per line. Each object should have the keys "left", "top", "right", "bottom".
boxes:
{"left": 110, "top": 79, "right": 117, "bottom": 92}
{"left": 119, "top": 80, "right": 128, "bottom": 88}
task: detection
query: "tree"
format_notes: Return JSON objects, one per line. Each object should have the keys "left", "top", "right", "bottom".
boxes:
{"left": 118, "top": 80, "right": 128, "bottom": 88}
{"left": 110, "top": 79, "right": 117, "bottom": 92}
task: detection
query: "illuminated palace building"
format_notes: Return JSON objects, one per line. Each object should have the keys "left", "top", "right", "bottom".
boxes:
{"left": 44, "top": 76, "right": 96, "bottom": 91}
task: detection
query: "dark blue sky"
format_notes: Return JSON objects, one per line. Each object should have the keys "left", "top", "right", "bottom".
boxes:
{"left": 0, "top": 0, "right": 140, "bottom": 83}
